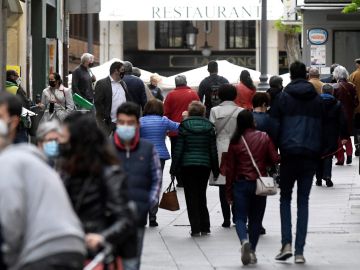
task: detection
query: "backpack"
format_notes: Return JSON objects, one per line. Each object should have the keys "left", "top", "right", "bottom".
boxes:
{"left": 210, "top": 83, "right": 221, "bottom": 107}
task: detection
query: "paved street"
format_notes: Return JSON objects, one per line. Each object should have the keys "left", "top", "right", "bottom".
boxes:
{"left": 142, "top": 156, "right": 360, "bottom": 270}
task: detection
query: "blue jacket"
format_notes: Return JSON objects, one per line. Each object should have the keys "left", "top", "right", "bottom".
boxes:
{"left": 252, "top": 111, "right": 278, "bottom": 144}
{"left": 271, "top": 79, "right": 324, "bottom": 157}
{"left": 114, "top": 136, "right": 162, "bottom": 227}
{"left": 123, "top": 74, "right": 147, "bottom": 109}
{"left": 140, "top": 115, "right": 179, "bottom": 160}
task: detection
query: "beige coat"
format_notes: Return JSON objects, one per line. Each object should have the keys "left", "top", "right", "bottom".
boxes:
{"left": 209, "top": 101, "right": 243, "bottom": 185}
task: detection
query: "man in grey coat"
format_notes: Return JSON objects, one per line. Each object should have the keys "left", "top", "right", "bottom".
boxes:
{"left": 0, "top": 92, "right": 85, "bottom": 270}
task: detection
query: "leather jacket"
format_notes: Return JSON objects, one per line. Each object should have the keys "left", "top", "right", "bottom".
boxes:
{"left": 64, "top": 165, "right": 136, "bottom": 253}
{"left": 225, "top": 129, "right": 280, "bottom": 201}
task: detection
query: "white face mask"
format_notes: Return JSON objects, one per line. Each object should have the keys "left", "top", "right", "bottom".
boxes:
{"left": 16, "top": 78, "right": 21, "bottom": 86}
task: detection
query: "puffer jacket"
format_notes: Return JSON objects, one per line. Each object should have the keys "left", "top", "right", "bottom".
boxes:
{"left": 225, "top": 129, "right": 280, "bottom": 202}
{"left": 270, "top": 79, "right": 324, "bottom": 157}
{"left": 64, "top": 165, "right": 137, "bottom": 258}
{"left": 170, "top": 116, "right": 219, "bottom": 177}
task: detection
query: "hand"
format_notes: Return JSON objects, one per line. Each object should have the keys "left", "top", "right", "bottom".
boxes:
{"left": 170, "top": 174, "right": 176, "bottom": 181}
{"left": 85, "top": 233, "right": 104, "bottom": 250}
{"left": 341, "top": 139, "right": 348, "bottom": 145}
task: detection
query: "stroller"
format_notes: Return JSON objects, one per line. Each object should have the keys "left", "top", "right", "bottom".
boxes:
{"left": 84, "top": 244, "right": 116, "bottom": 270}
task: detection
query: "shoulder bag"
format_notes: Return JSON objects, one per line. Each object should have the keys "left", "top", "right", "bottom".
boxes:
{"left": 241, "top": 136, "right": 277, "bottom": 196}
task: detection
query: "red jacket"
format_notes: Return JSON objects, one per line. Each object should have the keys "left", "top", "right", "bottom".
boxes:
{"left": 234, "top": 83, "right": 256, "bottom": 110}
{"left": 225, "top": 129, "right": 280, "bottom": 202}
{"left": 164, "top": 86, "right": 199, "bottom": 137}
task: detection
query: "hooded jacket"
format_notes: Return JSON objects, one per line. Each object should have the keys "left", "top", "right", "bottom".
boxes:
{"left": 0, "top": 144, "right": 85, "bottom": 270}
{"left": 170, "top": 116, "right": 219, "bottom": 177}
{"left": 271, "top": 79, "right": 324, "bottom": 157}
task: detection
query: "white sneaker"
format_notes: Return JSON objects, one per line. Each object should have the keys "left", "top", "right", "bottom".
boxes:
{"left": 275, "top": 243, "right": 293, "bottom": 261}
{"left": 295, "top": 255, "right": 306, "bottom": 264}
{"left": 249, "top": 251, "right": 257, "bottom": 264}
{"left": 241, "top": 241, "right": 251, "bottom": 265}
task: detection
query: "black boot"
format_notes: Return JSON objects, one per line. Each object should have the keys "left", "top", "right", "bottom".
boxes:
{"left": 346, "top": 156, "right": 352, "bottom": 165}
{"left": 315, "top": 179, "right": 322, "bottom": 186}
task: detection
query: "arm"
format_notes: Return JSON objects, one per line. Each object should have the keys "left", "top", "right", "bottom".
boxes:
{"left": 149, "top": 148, "right": 163, "bottom": 206}
{"left": 71, "top": 69, "right": 80, "bottom": 95}
{"left": 265, "top": 135, "right": 280, "bottom": 166}
{"left": 139, "top": 82, "right": 147, "bottom": 109}
{"left": 165, "top": 117, "right": 180, "bottom": 132}
{"left": 209, "top": 108, "right": 216, "bottom": 124}
{"left": 94, "top": 80, "right": 105, "bottom": 121}
{"left": 198, "top": 81, "right": 206, "bottom": 103}
{"left": 170, "top": 126, "right": 185, "bottom": 175}
{"left": 64, "top": 88, "right": 75, "bottom": 110}
{"left": 40, "top": 89, "right": 48, "bottom": 109}
{"left": 210, "top": 129, "right": 220, "bottom": 178}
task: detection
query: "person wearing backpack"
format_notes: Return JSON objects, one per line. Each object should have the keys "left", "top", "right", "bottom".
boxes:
{"left": 198, "top": 61, "right": 229, "bottom": 118}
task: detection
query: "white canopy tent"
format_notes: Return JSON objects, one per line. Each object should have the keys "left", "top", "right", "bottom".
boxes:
{"left": 163, "top": 60, "right": 269, "bottom": 89}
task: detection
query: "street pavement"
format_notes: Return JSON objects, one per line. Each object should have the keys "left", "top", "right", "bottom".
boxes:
{"left": 141, "top": 156, "right": 360, "bottom": 270}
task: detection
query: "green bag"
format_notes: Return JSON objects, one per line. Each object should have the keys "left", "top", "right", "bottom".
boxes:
{"left": 72, "top": 93, "right": 94, "bottom": 110}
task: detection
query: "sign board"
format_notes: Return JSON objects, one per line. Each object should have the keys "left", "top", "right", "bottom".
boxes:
{"left": 310, "top": 45, "right": 326, "bottom": 67}
{"left": 66, "top": 0, "right": 101, "bottom": 14}
{"left": 100, "top": 0, "right": 284, "bottom": 21}
{"left": 6, "top": 65, "right": 21, "bottom": 76}
{"left": 283, "top": 0, "right": 297, "bottom": 21}
{"left": 308, "top": 28, "right": 328, "bottom": 45}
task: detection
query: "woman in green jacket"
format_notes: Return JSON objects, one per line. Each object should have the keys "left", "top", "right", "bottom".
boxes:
{"left": 170, "top": 101, "right": 220, "bottom": 236}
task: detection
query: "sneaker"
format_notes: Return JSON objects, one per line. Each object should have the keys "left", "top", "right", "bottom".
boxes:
{"left": 249, "top": 251, "right": 257, "bottom": 264}
{"left": 222, "top": 220, "right": 231, "bottom": 228}
{"left": 149, "top": 220, "right": 158, "bottom": 227}
{"left": 325, "top": 178, "right": 334, "bottom": 187}
{"left": 294, "top": 254, "right": 306, "bottom": 264}
{"left": 201, "top": 231, "right": 211, "bottom": 236}
{"left": 241, "top": 241, "right": 251, "bottom": 265}
{"left": 315, "top": 179, "right": 322, "bottom": 186}
{"left": 275, "top": 243, "right": 293, "bottom": 261}
{"left": 355, "top": 149, "right": 359, "bottom": 157}
{"left": 190, "top": 231, "right": 201, "bottom": 237}
{"left": 346, "top": 156, "right": 352, "bottom": 165}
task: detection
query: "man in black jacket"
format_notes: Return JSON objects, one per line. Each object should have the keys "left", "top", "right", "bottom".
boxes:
{"left": 94, "top": 61, "right": 131, "bottom": 135}
{"left": 72, "top": 53, "right": 96, "bottom": 102}
{"left": 123, "top": 61, "right": 147, "bottom": 110}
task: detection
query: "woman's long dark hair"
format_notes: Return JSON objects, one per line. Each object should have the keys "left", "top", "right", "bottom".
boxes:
{"left": 240, "top": 70, "right": 255, "bottom": 90}
{"left": 60, "top": 112, "right": 119, "bottom": 176}
{"left": 230, "top": 110, "right": 255, "bottom": 144}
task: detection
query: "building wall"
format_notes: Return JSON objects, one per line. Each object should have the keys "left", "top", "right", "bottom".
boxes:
{"left": 69, "top": 38, "right": 100, "bottom": 71}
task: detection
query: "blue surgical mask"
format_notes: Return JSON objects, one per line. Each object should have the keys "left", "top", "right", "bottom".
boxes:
{"left": 43, "top": 140, "right": 59, "bottom": 158}
{"left": 116, "top": 125, "right": 136, "bottom": 142}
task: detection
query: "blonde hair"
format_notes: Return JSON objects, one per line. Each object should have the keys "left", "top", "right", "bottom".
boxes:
{"left": 150, "top": 73, "right": 161, "bottom": 83}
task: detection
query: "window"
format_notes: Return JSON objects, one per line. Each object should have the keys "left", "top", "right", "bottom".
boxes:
{"left": 226, "top": 21, "right": 256, "bottom": 49}
{"left": 155, "top": 21, "right": 187, "bottom": 49}
{"left": 69, "top": 14, "right": 99, "bottom": 44}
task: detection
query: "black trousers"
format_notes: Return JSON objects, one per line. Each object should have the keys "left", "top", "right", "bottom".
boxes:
{"left": 20, "top": 252, "right": 84, "bottom": 270}
{"left": 219, "top": 185, "right": 231, "bottom": 222}
{"left": 182, "top": 166, "right": 211, "bottom": 233}
{"left": 170, "top": 137, "right": 183, "bottom": 185}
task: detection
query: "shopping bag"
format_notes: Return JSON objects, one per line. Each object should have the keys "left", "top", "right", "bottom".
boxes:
{"left": 159, "top": 176, "right": 180, "bottom": 211}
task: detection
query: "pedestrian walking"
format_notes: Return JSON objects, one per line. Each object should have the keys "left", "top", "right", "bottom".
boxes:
{"left": 198, "top": 60, "right": 229, "bottom": 118}
{"left": 271, "top": 61, "right": 324, "bottom": 264}
{"left": 36, "top": 120, "right": 61, "bottom": 167}
{"left": 164, "top": 75, "right": 199, "bottom": 187}
{"left": 71, "top": 53, "right": 96, "bottom": 102}
{"left": 308, "top": 67, "right": 324, "bottom": 94}
{"left": 113, "top": 102, "right": 162, "bottom": 270}
{"left": 140, "top": 99, "right": 180, "bottom": 226}
{"left": 333, "top": 65, "right": 358, "bottom": 165}
{"left": 234, "top": 70, "right": 256, "bottom": 110}
{"left": 123, "top": 61, "right": 147, "bottom": 109}
{"left": 40, "top": 73, "right": 75, "bottom": 122}
{"left": 148, "top": 73, "right": 164, "bottom": 101}
{"left": 170, "top": 101, "right": 219, "bottom": 236}
{"left": 58, "top": 112, "right": 137, "bottom": 269}
{"left": 315, "top": 84, "right": 348, "bottom": 187}
{"left": 209, "top": 84, "right": 243, "bottom": 227}
{"left": 267, "top": 75, "right": 283, "bottom": 108}
{"left": 0, "top": 92, "right": 86, "bottom": 270}
{"left": 225, "top": 110, "right": 279, "bottom": 265}
{"left": 94, "top": 61, "right": 131, "bottom": 135}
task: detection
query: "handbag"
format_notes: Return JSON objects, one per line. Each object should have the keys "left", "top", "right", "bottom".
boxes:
{"left": 159, "top": 176, "right": 180, "bottom": 211}
{"left": 241, "top": 136, "right": 277, "bottom": 196}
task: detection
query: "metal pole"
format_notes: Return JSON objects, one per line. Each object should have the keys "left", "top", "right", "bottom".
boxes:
{"left": 257, "top": 0, "right": 269, "bottom": 91}
{"left": 26, "top": 0, "right": 31, "bottom": 97}
{"left": 87, "top": 13, "right": 94, "bottom": 54}
{"left": 0, "top": 0, "right": 7, "bottom": 91}
{"left": 63, "top": 0, "right": 69, "bottom": 87}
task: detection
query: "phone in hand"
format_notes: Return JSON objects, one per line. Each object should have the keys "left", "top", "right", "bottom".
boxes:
{"left": 49, "top": 102, "right": 55, "bottom": 114}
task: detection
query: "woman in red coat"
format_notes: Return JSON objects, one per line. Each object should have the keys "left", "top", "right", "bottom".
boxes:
{"left": 234, "top": 70, "right": 256, "bottom": 110}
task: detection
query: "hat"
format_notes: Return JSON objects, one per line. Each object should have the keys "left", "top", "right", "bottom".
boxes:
{"left": 36, "top": 120, "right": 61, "bottom": 141}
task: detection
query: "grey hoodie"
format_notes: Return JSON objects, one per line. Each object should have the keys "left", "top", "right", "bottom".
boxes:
{"left": 0, "top": 144, "right": 85, "bottom": 270}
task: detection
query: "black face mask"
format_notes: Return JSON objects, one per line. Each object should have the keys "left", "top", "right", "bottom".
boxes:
{"left": 120, "top": 71, "right": 125, "bottom": 79}
{"left": 88, "top": 62, "right": 94, "bottom": 68}
{"left": 49, "top": 81, "right": 56, "bottom": 88}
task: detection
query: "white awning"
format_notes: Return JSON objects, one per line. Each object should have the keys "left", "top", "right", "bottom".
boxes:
{"left": 100, "top": 0, "right": 284, "bottom": 21}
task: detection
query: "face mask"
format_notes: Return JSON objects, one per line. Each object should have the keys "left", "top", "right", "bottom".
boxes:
{"left": 88, "top": 62, "right": 94, "bottom": 68}
{"left": 120, "top": 71, "right": 125, "bottom": 79}
{"left": 0, "top": 119, "right": 9, "bottom": 137}
{"left": 43, "top": 140, "right": 59, "bottom": 158}
{"left": 49, "top": 81, "right": 56, "bottom": 88}
{"left": 116, "top": 125, "right": 136, "bottom": 142}
{"left": 15, "top": 78, "right": 21, "bottom": 86}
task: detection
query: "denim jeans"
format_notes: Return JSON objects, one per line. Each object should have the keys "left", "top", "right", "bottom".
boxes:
{"left": 315, "top": 156, "right": 333, "bottom": 180}
{"left": 233, "top": 180, "right": 266, "bottom": 251}
{"left": 280, "top": 156, "right": 317, "bottom": 255}
{"left": 122, "top": 227, "right": 145, "bottom": 270}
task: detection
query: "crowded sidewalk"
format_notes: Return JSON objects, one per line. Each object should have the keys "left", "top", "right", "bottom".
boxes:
{"left": 142, "top": 152, "right": 360, "bottom": 270}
